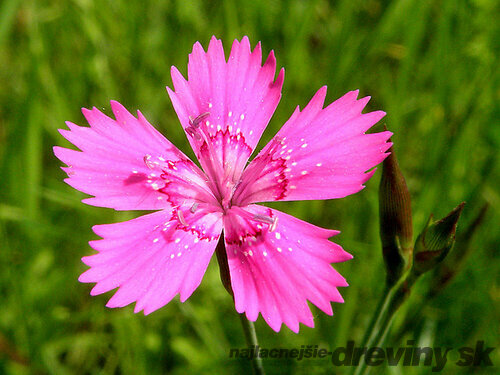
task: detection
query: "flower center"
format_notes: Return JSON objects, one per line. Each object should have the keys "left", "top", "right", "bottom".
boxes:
{"left": 180, "top": 112, "right": 279, "bottom": 230}
{"left": 184, "top": 112, "right": 251, "bottom": 212}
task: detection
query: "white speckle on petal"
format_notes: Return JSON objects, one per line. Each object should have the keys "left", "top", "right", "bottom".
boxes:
{"left": 275, "top": 232, "right": 281, "bottom": 240}
{"left": 288, "top": 247, "right": 293, "bottom": 252}
{"left": 153, "top": 238, "right": 159, "bottom": 243}
{"left": 316, "top": 163, "right": 322, "bottom": 167}
{"left": 132, "top": 170, "right": 138, "bottom": 174}
{"left": 301, "top": 171, "right": 308, "bottom": 175}
{"left": 301, "top": 143, "right": 308, "bottom": 148}
{"left": 277, "top": 247, "right": 282, "bottom": 252}
{"left": 290, "top": 185, "right": 297, "bottom": 189}
{"left": 263, "top": 251, "right": 268, "bottom": 257}
{"left": 292, "top": 162, "right": 297, "bottom": 166}
{"left": 170, "top": 254, "right": 175, "bottom": 259}
{"left": 240, "top": 114, "right": 245, "bottom": 120}
{"left": 249, "top": 250, "right": 253, "bottom": 256}
{"left": 228, "top": 111, "right": 232, "bottom": 117}
{"left": 175, "top": 238, "right": 181, "bottom": 243}
{"left": 177, "top": 252, "right": 182, "bottom": 257}
{"left": 208, "top": 102, "right": 213, "bottom": 108}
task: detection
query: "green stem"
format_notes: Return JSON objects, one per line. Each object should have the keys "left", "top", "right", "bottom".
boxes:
{"left": 357, "top": 285, "right": 390, "bottom": 350}
{"left": 239, "top": 314, "right": 266, "bottom": 375}
{"left": 352, "top": 275, "right": 414, "bottom": 375}
{"left": 215, "top": 238, "right": 265, "bottom": 375}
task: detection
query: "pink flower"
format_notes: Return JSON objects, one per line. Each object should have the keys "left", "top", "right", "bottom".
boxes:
{"left": 54, "top": 36, "right": 391, "bottom": 333}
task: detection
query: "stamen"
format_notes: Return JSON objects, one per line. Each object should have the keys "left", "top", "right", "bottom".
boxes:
{"left": 189, "top": 112, "right": 210, "bottom": 128}
{"left": 252, "top": 214, "right": 274, "bottom": 225}
{"left": 177, "top": 210, "right": 187, "bottom": 226}
{"left": 143, "top": 154, "right": 155, "bottom": 169}
{"left": 251, "top": 214, "right": 279, "bottom": 232}
{"left": 185, "top": 112, "right": 210, "bottom": 142}
{"left": 185, "top": 126, "right": 202, "bottom": 141}
{"left": 269, "top": 216, "right": 279, "bottom": 232}
{"left": 190, "top": 202, "right": 199, "bottom": 213}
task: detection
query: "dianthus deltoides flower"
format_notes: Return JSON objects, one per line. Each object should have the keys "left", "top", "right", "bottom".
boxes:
{"left": 54, "top": 36, "right": 391, "bottom": 333}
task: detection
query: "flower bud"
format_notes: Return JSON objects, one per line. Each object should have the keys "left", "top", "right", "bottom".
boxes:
{"left": 428, "top": 203, "right": 488, "bottom": 297}
{"left": 412, "top": 203, "right": 465, "bottom": 276}
{"left": 379, "top": 140, "right": 413, "bottom": 284}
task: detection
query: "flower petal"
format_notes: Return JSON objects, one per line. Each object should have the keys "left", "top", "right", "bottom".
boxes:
{"left": 223, "top": 205, "right": 351, "bottom": 333}
{"left": 79, "top": 208, "right": 223, "bottom": 314}
{"left": 54, "top": 101, "right": 215, "bottom": 210}
{"left": 167, "top": 36, "right": 284, "bottom": 183}
{"left": 233, "top": 88, "right": 392, "bottom": 205}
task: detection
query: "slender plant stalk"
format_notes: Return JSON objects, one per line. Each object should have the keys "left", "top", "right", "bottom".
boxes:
{"left": 239, "top": 314, "right": 266, "bottom": 375}
{"left": 215, "top": 238, "right": 266, "bottom": 375}
{"left": 357, "top": 285, "right": 390, "bottom": 351}
{"left": 352, "top": 274, "right": 414, "bottom": 375}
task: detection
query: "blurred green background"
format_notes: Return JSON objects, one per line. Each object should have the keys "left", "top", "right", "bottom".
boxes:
{"left": 0, "top": 0, "right": 498, "bottom": 374}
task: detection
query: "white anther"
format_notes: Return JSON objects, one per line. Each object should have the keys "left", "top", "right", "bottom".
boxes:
{"left": 269, "top": 217, "right": 279, "bottom": 233}
{"left": 190, "top": 203, "right": 199, "bottom": 213}
{"left": 177, "top": 210, "right": 187, "bottom": 226}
